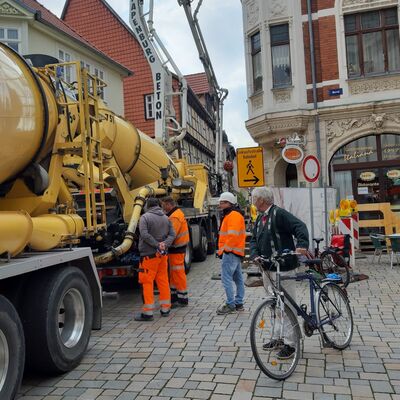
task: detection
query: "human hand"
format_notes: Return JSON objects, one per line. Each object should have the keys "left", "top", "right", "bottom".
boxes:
{"left": 159, "top": 242, "right": 166, "bottom": 251}
{"left": 295, "top": 247, "right": 308, "bottom": 255}
{"left": 253, "top": 256, "right": 262, "bottom": 264}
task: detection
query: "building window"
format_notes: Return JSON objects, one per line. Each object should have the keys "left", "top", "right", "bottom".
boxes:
{"left": 345, "top": 8, "right": 400, "bottom": 77}
{"left": 250, "top": 31, "right": 262, "bottom": 92}
{"left": 144, "top": 94, "right": 154, "bottom": 119}
{"left": 0, "top": 27, "right": 20, "bottom": 52}
{"left": 58, "top": 49, "right": 72, "bottom": 83}
{"left": 270, "top": 24, "right": 291, "bottom": 87}
{"left": 94, "top": 68, "right": 105, "bottom": 100}
{"left": 80, "top": 61, "right": 91, "bottom": 72}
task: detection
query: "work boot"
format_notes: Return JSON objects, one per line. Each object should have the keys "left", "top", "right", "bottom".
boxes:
{"left": 171, "top": 301, "right": 188, "bottom": 309}
{"left": 216, "top": 303, "right": 236, "bottom": 315}
{"left": 160, "top": 309, "right": 170, "bottom": 317}
{"left": 134, "top": 312, "right": 154, "bottom": 322}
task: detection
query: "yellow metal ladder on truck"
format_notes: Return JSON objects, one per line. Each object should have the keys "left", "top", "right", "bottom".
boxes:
{"left": 45, "top": 61, "right": 107, "bottom": 236}
{"left": 77, "top": 66, "right": 107, "bottom": 235}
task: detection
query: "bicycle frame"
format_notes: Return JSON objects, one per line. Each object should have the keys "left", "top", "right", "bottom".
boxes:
{"left": 263, "top": 257, "right": 343, "bottom": 334}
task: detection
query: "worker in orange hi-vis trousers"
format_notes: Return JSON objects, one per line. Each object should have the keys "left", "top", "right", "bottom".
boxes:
{"left": 161, "top": 197, "right": 190, "bottom": 308}
{"left": 135, "top": 197, "right": 176, "bottom": 322}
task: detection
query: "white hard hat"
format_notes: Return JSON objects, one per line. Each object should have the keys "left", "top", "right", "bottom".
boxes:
{"left": 219, "top": 192, "right": 237, "bottom": 204}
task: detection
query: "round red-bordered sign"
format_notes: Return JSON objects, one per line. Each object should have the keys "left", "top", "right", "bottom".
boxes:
{"left": 302, "top": 155, "right": 320, "bottom": 183}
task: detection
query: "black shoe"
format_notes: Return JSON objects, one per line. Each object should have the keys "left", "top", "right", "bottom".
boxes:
{"left": 160, "top": 310, "right": 170, "bottom": 317}
{"left": 277, "top": 345, "right": 296, "bottom": 360}
{"left": 134, "top": 312, "right": 154, "bottom": 321}
{"left": 262, "top": 339, "right": 284, "bottom": 350}
{"left": 216, "top": 304, "right": 236, "bottom": 315}
{"left": 235, "top": 304, "right": 244, "bottom": 311}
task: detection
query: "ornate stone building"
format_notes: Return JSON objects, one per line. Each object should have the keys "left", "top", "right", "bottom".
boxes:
{"left": 242, "top": 0, "right": 400, "bottom": 211}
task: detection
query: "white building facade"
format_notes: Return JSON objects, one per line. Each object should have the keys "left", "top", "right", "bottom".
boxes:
{"left": 242, "top": 0, "right": 400, "bottom": 213}
{"left": 0, "top": 0, "right": 130, "bottom": 116}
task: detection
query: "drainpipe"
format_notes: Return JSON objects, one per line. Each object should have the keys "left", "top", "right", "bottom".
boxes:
{"left": 307, "top": 0, "right": 328, "bottom": 243}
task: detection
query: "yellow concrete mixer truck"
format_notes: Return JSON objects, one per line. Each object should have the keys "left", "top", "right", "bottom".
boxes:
{"left": 0, "top": 42, "right": 219, "bottom": 399}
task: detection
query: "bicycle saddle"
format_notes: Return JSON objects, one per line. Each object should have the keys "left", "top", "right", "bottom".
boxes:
{"left": 313, "top": 238, "right": 324, "bottom": 244}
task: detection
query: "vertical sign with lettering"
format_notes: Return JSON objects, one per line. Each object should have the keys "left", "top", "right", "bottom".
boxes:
{"left": 130, "top": 0, "right": 165, "bottom": 144}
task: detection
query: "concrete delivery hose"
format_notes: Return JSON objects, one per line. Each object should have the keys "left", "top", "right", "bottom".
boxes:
{"left": 94, "top": 186, "right": 167, "bottom": 264}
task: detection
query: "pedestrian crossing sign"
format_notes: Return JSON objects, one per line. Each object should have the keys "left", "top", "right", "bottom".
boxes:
{"left": 236, "top": 147, "right": 265, "bottom": 188}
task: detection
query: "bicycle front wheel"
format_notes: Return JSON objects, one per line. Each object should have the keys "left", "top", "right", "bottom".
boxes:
{"left": 250, "top": 298, "right": 301, "bottom": 380}
{"left": 317, "top": 282, "right": 353, "bottom": 350}
{"left": 320, "top": 250, "right": 351, "bottom": 287}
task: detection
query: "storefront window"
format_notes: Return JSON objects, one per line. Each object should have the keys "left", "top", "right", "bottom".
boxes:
{"left": 355, "top": 168, "right": 380, "bottom": 203}
{"left": 383, "top": 167, "right": 400, "bottom": 210}
{"left": 333, "top": 171, "right": 353, "bottom": 204}
{"left": 331, "top": 135, "right": 378, "bottom": 165}
{"left": 381, "top": 134, "right": 400, "bottom": 160}
{"left": 330, "top": 134, "right": 400, "bottom": 207}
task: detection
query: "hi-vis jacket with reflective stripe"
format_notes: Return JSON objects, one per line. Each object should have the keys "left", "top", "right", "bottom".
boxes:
{"left": 168, "top": 207, "right": 189, "bottom": 252}
{"left": 218, "top": 210, "right": 246, "bottom": 257}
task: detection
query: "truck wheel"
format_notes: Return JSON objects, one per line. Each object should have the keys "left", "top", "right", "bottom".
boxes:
{"left": 193, "top": 226, "right": 208, "bottom": 262}
{"left": 207, "top": 222, "right": 218, "bottom": 255}
{"left": 22, "top": 267, "right": 93, "bottom": 374}
{"left": 0, "top": 295, "right": 25, "bottom": 400}
{"left": 184, "top": 241, "right": 193, "bottom": 274}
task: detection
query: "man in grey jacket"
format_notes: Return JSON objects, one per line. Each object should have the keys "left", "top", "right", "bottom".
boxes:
{"left": 135, "top": 197, "right": 176, "bottom": 321}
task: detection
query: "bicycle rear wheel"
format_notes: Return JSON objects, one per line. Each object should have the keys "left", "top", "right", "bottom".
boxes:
{"left": 320, "top": 250, "right": 351, "bottom": 287}
{"left": 317, "top": 282, "right": 353, "bottom": 350}
{"left": 250, "top": 298, "right": 301, "bottom": 380}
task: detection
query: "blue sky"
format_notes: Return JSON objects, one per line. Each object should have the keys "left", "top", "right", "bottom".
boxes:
{"left": 40, "top": 0, "right": 256, "bottom": 149}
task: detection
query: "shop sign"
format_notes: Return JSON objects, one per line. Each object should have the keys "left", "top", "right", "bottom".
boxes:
{"left": 282, "top": 145, "right": 304, "bottom": 164}
{"left": 360, "top": 171, "right": 376, "bottom": 181}
{"left": 382, "top": 144, "right": 400, "bottom": 160}
{"left": 343, "top": 147, "right": 375, "bottom": 162}
{"left": 387, "top": 169, "right": 400, "bottom": 179}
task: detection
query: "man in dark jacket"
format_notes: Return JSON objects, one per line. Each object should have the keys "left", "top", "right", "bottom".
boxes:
{"left": 250, "top": 186, "right": 309, "bottom": 359}
{"left": 135, "top": 197, "right": 176, "bottom": 322}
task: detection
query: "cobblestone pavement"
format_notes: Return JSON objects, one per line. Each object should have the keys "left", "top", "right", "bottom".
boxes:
{"left": 17, "top": 253, "right": 400, "bottom": 400}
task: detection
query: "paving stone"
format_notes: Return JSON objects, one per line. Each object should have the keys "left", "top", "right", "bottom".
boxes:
{"left": 17, "top": 255, "right": 400, "bottom": 400}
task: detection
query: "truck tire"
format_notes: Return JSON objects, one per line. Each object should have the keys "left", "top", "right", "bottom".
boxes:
{"left": 0, "top": 295, "right": 24, "bottom": 400}
{"left": 207, "top": 222, "right": 218, "bottom": 255}
{"left": 184, "top": 241, "right": 193, "bottom": 274}
{"left": 21, "top": 267, "right": 93, "bottom": 374}
{"left": 193, "top": 226, "right": 208, "bottom": 262}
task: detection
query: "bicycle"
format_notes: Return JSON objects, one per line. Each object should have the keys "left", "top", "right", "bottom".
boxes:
{"left": 306, "top": 237, "right": 351, "bottom": 288}
{"left": 250, "top": 252, "right": 353, "bottom": 380}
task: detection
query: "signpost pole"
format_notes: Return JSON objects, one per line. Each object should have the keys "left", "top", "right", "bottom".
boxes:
{"left": 309, "top": 183, "right": 315, "bottom": 247}
{"left": 303, "top": 155, "right": 321, "bottom": 249}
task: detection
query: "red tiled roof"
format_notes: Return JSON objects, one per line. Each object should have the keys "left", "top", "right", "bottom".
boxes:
{"left": 185, "top": 72, "right": 210, "bottom": 95}
{"left": 15, "top": 0, "right": 131, "bottom": 74}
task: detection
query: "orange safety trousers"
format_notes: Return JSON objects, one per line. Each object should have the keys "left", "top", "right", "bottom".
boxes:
{"left": 139, "top": 253, "right": 170, "bottom": 316}
{"left": 168, "top": 253, "right": 188, "bottom": 304}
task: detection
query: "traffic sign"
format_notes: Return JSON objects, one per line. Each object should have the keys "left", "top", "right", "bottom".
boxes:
{"left": 236, "top": 147, "right": 265, "bottom": 188}
{"left": 302, "top": 155, "right": 321, "bottom": 183}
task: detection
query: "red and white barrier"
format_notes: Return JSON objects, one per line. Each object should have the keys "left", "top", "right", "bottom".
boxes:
{"left": 338, "top": 213, "right": 359, "bottom": 268}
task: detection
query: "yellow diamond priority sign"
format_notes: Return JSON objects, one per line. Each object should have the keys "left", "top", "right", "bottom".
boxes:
{"left": 236, "top": 147, "right": 265, "bottom": 188}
